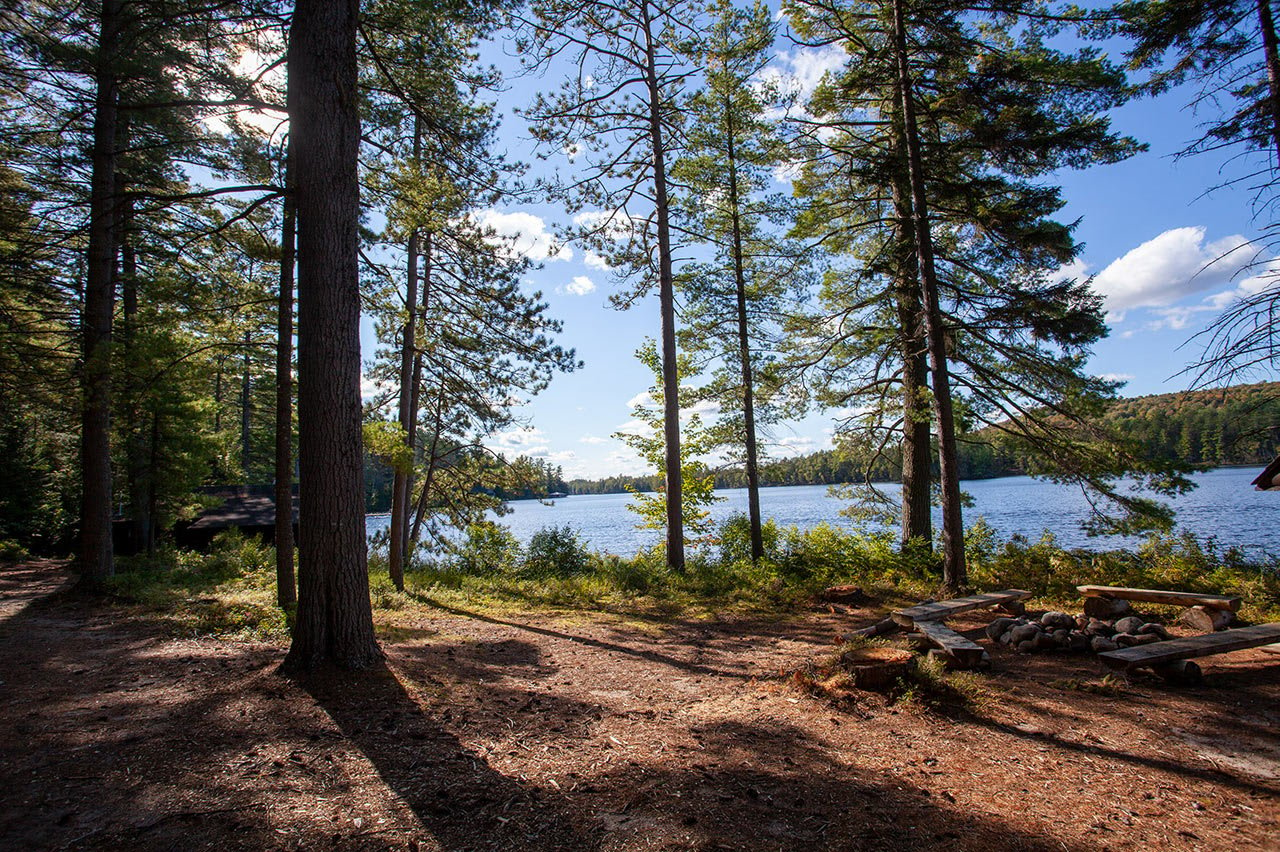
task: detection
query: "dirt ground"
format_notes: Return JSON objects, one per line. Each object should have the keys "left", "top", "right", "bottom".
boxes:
{"left": 1, "top": 561, "right": 1278, "bottom": 851}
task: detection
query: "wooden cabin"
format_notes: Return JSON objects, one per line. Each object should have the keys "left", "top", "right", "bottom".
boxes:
{"left": 174, "top": 485, "right": 298, "bottom": 550}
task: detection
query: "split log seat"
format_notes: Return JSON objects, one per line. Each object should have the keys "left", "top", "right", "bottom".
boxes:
{"left": 1077, "top": 585, "right": 1241, "bottom": 611}
{"left": 1097, "top": 623, "right": 1280, "bottom": 673}
{"left": 892, "top": 589, "right": 1031, "bottom": 628}
{"left": 911, "top": 619, "right": 986, "bottom": 668}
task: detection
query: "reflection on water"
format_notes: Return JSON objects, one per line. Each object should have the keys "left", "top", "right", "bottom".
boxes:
{"left": 366, "top": 466, "right": 1280, "bottom": 557}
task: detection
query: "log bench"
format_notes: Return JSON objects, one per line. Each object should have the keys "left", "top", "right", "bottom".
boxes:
{"left": 910, "top": 619, "right": 987, "bottom": 668}
{"left": 892, "top": 589, "right": 1031, "bottom": 628}
{"left": 1097, "top": 623, "right": 1280, "bottom": 674}
{"left": 1077, "top": 584, "right": 1242, "bottom": 628}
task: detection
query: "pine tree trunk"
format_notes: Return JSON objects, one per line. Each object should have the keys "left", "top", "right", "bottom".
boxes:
{"left": 723, "top": 97, "right": 764, "bottom": 563}
{"left": 641, "top": 0, "right": 684, "bottom": 571}
{"left": 892, "top": 0, "right": 966, "bottom": 592}
{"left": 78, "top": 0, "right": 124, "bottom": 589}
{"left": 388, "top": 219, "right": 419, "bottom": 591}
{"left": 275, "top": 144, "right": 296, "bottom": 610}
{"left": 889, "top": 133, "right": 933, "bottom": 550}
{"left": 403, "top": 230, "right": 430, "bottom": 563}
{"left": 1257, "top": 0, "right": 1280, "bottom": 164}
{"left": 120, "top": 196, "right": 150, "bottom": 555}
{"left": 241, "top": 326, "right": 253, "bottom": 477}
{"left": 282, "top": 0, "right": 381, "bottom": 672}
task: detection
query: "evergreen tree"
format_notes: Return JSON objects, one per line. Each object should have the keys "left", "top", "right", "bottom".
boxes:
{"left": 520, "top": 0, "right": 699, "bottom": 570}
{"left": 672, "top": 0, "right": 799, "bottom": 562}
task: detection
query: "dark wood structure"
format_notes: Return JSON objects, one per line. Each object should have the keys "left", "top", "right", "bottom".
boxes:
{"left": 1252, "top": 455, "right": 1280, "bottom": 490}
{"left": 174, "top": 485, "right": 298, "bottom": 550}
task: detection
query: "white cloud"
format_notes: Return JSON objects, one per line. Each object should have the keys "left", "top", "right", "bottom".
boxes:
{"left": 626, "top": 391, "right": 654, "bottom": 409}
{"left": 774, "top": 436, "right": 816, "bottom": 458}
{"left": 758, "top": 45, "right": 846, "bottom": 104}
{"left": 490, "top": 426, "right": 549, "bottom": 456}
{"left": 579, "top": 434, "right": 607, "bottom": 444}
{"left": 584, "top": 252, "right": 612, "bottom": 270}
{"left": 565, "top": 275, "right": 596, "bottom": 296}
{"left": 614, "top": 418, "right": 653, "bottom": 439}
{"left": 1099, "top": 372, "right": 1135, "bottom": 383}
{"left": 474, "top": 210, "right": 572, "bottom": 262}
{"left": 1088, "top": 227, "right": 1253, "bottom": 317}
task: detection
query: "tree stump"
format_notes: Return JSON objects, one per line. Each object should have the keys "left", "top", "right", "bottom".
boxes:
{"left": 1179, "top": 605, "right": 1234, "bottom": 633}
{"left": 838, "top": 646, "right": 914, "bottom": 690}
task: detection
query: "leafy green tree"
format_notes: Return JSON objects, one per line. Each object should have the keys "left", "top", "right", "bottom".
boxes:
{"left": 520, "top": 0, "right": 699, "bottom": 570}
{"left": 787, "top": 0, "right": 1184, "bottom": 587}
{"left": 616, "top": 341, "right": 722, "bottom": 544}
{"left": 672, "top": 0, "right": 799, "bottom": 562}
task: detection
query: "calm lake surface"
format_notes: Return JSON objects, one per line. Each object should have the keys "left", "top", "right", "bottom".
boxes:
{"left": 366, "top": 467, "right": 1280, "bottom": 558}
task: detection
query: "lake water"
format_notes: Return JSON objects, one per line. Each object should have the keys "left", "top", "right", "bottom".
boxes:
{"left": 366, "top": 467, "right": 1280, "bottom": 558}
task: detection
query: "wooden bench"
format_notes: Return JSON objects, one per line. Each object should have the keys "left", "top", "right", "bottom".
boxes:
{"left": 911, "top": 619, "right": 986, "bottom": 668}
{"left": 1098, "top": 623, "right": 1280, "bottom": 673}
{"left": 1077, "top": 585, "right": 1241, "bottom": 611}
{"left": 892, "top": 589, "right": 1031, "bottom": 628}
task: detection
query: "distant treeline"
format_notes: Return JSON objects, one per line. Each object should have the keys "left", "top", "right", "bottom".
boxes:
{"left": 563, "top": 382, "right": 1280, "bottom": 494}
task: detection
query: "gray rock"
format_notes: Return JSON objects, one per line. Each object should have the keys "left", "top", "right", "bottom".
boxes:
{"left": 1067, "top": 631, "right": 1091, "bottom": 652}
{"left": 1137, "top": 622, "right": 1171, "bottom": 640}
{"left": 1009, "top": 623, "right": 1042, "bottom": 644}
{"left": 1075, "top": 615, "right": 1089, "bottom": 631}
{"left": 1085, "top": 619, "right": 1116, "bottom": 637}
{"left": 1016, "top": 639, "right": 1037, "bottom": 653}
{"left": 1084, "top": 596, "right": 1131, "bottom": 619}
{"left": 1051, "top": 628, "right": 1070, "bottom": 646}
{"left": 1090, "top": 636, "right": 1119, "bottom": 653}
{"left": 1040, "top": 611, "right": 1076, "bottom": 631}
{"left": 986, "top": 617, "right": 1019, "bottom": 641}
{"left": 1114, "top": 616, "right": 1146, "bottom": 635}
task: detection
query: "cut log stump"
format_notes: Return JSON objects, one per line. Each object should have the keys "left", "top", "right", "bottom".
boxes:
{"left": 838, "top": 645, "right": 914, "bottom": 690}
{"left": 1179, "top": 605, "right": 1235, "bottom": 633}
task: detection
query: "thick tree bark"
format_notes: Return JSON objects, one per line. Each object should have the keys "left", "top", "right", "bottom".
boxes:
{"left": 389, "top": 121, "right": 421, "bottom": 591}
{"left": 120, "top": 195, "right": 151, "bottom": 555}
{"left": 78, "top": 0, "right": 124, "bottom": 588}
{"left": 892, "top": 0, "right": 966, "bottom": 592}
{"left": 241, "top": 326, "right": 253, "bottom": 476}
{"left": 889, "top": 139, "right": 933, "bottom": 550}
{"left": 641, "top": 0, "right": 684, "bottom": 571}
{"left": 275, "top": 143, "right": 296, "bottom": 610}
{"left": 282, "top": 0, "right": 381, "bottom": 671}
{"left": 1257, "top": 0, "right": 1280, "bottom": 164}
{"left": 722, "top": 97, "right": 764, "bottom": 563}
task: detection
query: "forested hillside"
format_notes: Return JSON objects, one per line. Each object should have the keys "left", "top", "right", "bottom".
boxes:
{"left": 563, "top": 382, "right": 1280, "bottom": 494}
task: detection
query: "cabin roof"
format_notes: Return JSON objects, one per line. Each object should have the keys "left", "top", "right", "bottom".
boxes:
{"left": 187, "top": 485, "right": 298, "bottom": 530}
{"left": 1252, "top": 455, "right": 1280, "bottom": 490}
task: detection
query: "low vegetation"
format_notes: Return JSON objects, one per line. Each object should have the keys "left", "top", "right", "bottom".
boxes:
{"left": 103, "top": 516, "right": 1280, "bottom": 644}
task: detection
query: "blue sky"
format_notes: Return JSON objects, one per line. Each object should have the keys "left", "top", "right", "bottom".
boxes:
{"left": 357, "top": 18, "right": 1280, "bottom": 481}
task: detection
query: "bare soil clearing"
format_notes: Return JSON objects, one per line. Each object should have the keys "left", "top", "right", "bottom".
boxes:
{"left": 1, "top": 561, "right": 1278, "bottom": 851}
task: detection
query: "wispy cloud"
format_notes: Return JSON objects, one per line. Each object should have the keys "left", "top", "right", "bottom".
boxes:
{"left": 475, "top": 210, "right": 572, "bottom": 262}
{"left": 565, "top": 275, "right": 596, "bottom": 296}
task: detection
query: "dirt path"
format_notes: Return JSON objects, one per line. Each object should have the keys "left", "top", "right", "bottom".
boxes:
{"left": 1, "top": 561, "right": 1277, "bottom": 851}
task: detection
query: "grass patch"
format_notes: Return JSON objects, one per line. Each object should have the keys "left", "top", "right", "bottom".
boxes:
{"left": 108, "top": 531, "right": 288, "bottom": 641}
{"left": 894, "top": 654, "right": 991, "bottom": 715}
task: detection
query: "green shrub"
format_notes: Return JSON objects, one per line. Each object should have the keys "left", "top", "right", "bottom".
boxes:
{"left": 0, "top": 538, "right": 29, "bottom": 562}
{"left": 455, "top": 522, "right": 522, "bottom": 575}
{"left": 522, "top": 525, "right": 591, "bottom": 578}
{"left": 717, "top": 514, "right": 781, "bottom": 565}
